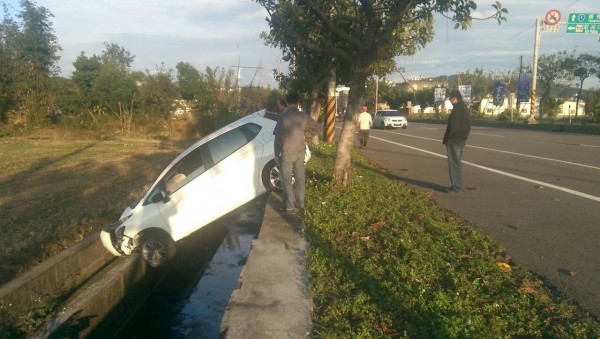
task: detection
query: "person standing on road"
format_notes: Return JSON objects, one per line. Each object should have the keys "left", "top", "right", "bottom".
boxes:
{"left": 357, "top": 105, "right": 373, "bottom": 148}
{"left": 442, "top": 90, "right": 471, "bottom": 193}
{"left": 273, "top": 92, "right": 322, "bottom": 212}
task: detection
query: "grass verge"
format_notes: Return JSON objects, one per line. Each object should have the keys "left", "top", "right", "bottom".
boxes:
{"left": 303, "top": 143, "right": 600, "bottom": 338}
{"left": 0, "top": 135, "right": 186, "bottom": 285}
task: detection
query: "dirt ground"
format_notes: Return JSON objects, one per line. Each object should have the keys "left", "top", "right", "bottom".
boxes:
{"left": 0, "top": 128, "right": 195, "bottom": 286}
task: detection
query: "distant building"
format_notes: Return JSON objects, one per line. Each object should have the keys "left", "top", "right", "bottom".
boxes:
{"left": 478, "top": 95, "right": 584, "bottom": 118}
{"left": 400, "top": 77, "right": 448, "bottom": 91}
{"left": 172, "top": 99, "right": 193, "bottom": 118}
{"left": 557, "top": 100, "right": 585, "bottom": 118}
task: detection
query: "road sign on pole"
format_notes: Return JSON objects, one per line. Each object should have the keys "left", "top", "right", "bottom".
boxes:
{"left": 545, "top": 9, "right": 561, "bottom": 25}
{"left": 566, "top": 24, "right": 600, "bottom": 34}
{"left": 568, "top": 13, "right": 600, "bottom": 24}
{"left": 566, "top": 13, "right": 600, "bottom": 34}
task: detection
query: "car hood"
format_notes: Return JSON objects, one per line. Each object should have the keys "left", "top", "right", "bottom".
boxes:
{"left": 119, "top": 200, "right": 139, "bottom": 221}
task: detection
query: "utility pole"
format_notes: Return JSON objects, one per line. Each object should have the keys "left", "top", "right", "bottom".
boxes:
{"left": 530, "top": 18, "right": 542, "bottom": 122}
{"left": 325, "top": 67, "right": 336, "bottom": 142}
{"left": 229, "top": 63, "right": 263, "bottom": 111}
{"left": 516, "top": 55, "right": 523, "bottom": 122}
{"left": 374, "top": 75, "right": 379, "bottom": 113}
{"left": 530, "top": 9, "right": 562, "bottom": 122}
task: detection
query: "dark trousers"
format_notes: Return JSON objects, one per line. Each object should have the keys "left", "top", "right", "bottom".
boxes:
{"left": 358, "top": 129, "right": 370, "bottom": 147}
{"left": 446, "top": 140, "right": 465, "bottom": 190}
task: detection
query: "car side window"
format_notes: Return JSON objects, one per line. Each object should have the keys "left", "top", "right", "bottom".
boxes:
{"left": 163, "top": 147, "right": 206, "bottom": 195}
{"left": 206, "top": 123, "right": 260, "bottom": 165}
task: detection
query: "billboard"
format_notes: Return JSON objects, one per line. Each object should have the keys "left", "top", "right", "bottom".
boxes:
{"left": 517, "top": 73, "right": 532, "bottom": 103}
{"left": 434, "top": 87, "right": 446, "bottom": 105}
{"left": 458, "top": 85, "right": 472, "bottom": 105}
{"left": 493, "top": 82, "right": 507, "bottom": 106}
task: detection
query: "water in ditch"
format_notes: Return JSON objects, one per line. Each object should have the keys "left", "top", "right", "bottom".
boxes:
{"left": 116, "top": 196, "right": 265, "bottom": 338}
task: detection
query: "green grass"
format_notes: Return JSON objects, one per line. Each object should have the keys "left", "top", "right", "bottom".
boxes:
{"left": 303, "top": 143, "right": 600, "bottom": 338}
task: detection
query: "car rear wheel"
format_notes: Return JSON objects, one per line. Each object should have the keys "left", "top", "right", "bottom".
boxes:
{"left": 262, "top": 159, "right": 294, "bottom": 192}
{"left": 138, "top": 231, "right": 176, "bottom": 268}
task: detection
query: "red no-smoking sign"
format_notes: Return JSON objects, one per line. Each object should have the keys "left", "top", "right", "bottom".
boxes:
{"left": 545, "top": 9, "right": 561, "bottom": 25}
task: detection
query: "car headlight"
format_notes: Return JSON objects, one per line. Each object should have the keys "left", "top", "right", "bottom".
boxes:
{"left": 119, "top": 213, "right": 133, "bottom": 223}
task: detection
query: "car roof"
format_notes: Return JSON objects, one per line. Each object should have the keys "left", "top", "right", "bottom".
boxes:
{"left": 181, "top": 109, "right": 275, "bottom": 157}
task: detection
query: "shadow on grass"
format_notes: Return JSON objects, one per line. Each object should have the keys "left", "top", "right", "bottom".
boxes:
{"left": 0, "top": 138, "right": 183, "bottom": 286}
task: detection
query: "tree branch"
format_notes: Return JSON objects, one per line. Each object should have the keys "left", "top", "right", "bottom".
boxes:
{"left": 299, "top": 0, "right": 364, "bottom": 48}
{"left": 270, "top": 11, "right": 353, "bottom": 62}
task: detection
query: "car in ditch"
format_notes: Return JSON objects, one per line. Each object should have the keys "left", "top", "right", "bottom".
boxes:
{"left": 373, "top": 109, "right": 408, "bottom": 129}
{"left": 100, "top": 109, "right": 293, "bottom": 268}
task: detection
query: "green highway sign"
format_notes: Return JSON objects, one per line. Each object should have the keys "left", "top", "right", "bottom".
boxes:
{"left": 566, "top": 23, "right": 600, "bottom": 34}
{"left": 567, "top": 13, "right": 600, "bottom": 24}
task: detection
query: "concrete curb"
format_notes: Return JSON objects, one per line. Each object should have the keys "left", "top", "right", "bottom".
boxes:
{"left": 220, "top": 193, "right": 312, "bottom": 338}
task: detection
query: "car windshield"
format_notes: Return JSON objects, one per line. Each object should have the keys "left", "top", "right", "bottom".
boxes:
{"left": 380, "top": 110, "right": 402, "bottom": 117}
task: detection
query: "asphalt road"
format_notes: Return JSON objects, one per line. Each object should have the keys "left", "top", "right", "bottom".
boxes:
{"left": 356, "top": 122, "right": 600, "bottom": 317}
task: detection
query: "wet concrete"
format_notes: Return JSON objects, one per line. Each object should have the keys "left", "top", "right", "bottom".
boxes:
{"left": 116, "top": 197, "right": 265, "bottom": 338}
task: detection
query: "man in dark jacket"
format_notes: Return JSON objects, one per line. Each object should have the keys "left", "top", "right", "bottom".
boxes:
{"left": 273, "top": 92, "right": 322, "bottom": 211}
{"left": 442, "top": 90, "right": 471, "bottom": 193}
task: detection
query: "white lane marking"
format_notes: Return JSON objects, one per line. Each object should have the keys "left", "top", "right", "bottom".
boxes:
{"left": 580, "top": 144, "right": 600, "bottom": 148}
{"left": 371, "top": 135, "right": 600, "bottom": 203}
{"left": 471, "top": 132, "right": 505, "bottom": 138}
{"left": 467, "top": 145, "right": 600, "bottom": 171}
{"left": 377, "top": 130, "right": 600, "bottom": 171}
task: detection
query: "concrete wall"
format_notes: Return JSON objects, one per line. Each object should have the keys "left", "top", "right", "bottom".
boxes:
{"left": 0, "top": 232, "right": 166, "bottom": 337}
{"left": 0, "top": 233, "right": 114, "bottom": 332}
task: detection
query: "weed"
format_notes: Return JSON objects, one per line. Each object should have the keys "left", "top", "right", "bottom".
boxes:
{"left": 304, "top": 143, "right": 600, "bottom": 338}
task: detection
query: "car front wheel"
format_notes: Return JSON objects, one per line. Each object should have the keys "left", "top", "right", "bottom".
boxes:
{"left": 138, "top": 231, "right": 176, "bottom": 268}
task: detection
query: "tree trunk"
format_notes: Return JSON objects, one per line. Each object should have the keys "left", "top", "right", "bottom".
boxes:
{"left": 309, "top": 90, "right": 322, "bottom": 145}
{"left": 332, "top": 115, "right": 357, "bottom": 185}
{"left": 332, "top": 90, "right": 362, "bottom": 186}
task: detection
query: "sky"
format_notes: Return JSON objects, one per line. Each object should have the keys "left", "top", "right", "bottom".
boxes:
{"left": 4, "top": 0, "right": 600, "bottom": 88}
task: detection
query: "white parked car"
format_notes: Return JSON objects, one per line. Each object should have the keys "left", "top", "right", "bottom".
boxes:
{"left": 101, "top": 109, "right": 290, "bottom": 267}
{"left": 373, "top": 109, "right": 408, "bottom": 129}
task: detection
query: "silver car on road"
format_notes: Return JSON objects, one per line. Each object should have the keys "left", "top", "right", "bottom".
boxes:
{"left": 373, "top": 109, "right": 408, "bottom": 129}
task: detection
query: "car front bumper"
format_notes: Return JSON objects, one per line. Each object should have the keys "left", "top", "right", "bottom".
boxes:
{"left": 385, "top": 121, "right": 407, "bottom": 128}
{"left": 100, "top": 223, "right": 132, "bottom": 256}
{"left": 100, "top": 229, "right": 122, "bottom": 256}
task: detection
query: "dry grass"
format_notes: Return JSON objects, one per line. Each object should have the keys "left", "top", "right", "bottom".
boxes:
{"left": 0, "top": 129, "right": 190, "bottom": 285}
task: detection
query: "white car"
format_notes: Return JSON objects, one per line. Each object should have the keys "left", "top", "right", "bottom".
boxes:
{"left": 101, "top": 109, "right": 289, "bottom": 267}
{"left": 373, "top": 110, "right": 408, "bottom": 129}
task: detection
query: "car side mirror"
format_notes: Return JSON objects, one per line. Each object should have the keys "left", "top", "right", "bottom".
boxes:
{"left": 151, "top": 191, "right": 169, "bottom": 204}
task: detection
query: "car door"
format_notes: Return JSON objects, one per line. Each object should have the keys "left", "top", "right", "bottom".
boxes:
{"left": 207, "top": 123, "right": 265, "bottom": 210}
{"left": 156, "top": 145, "right": 226, "bottom": 241}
